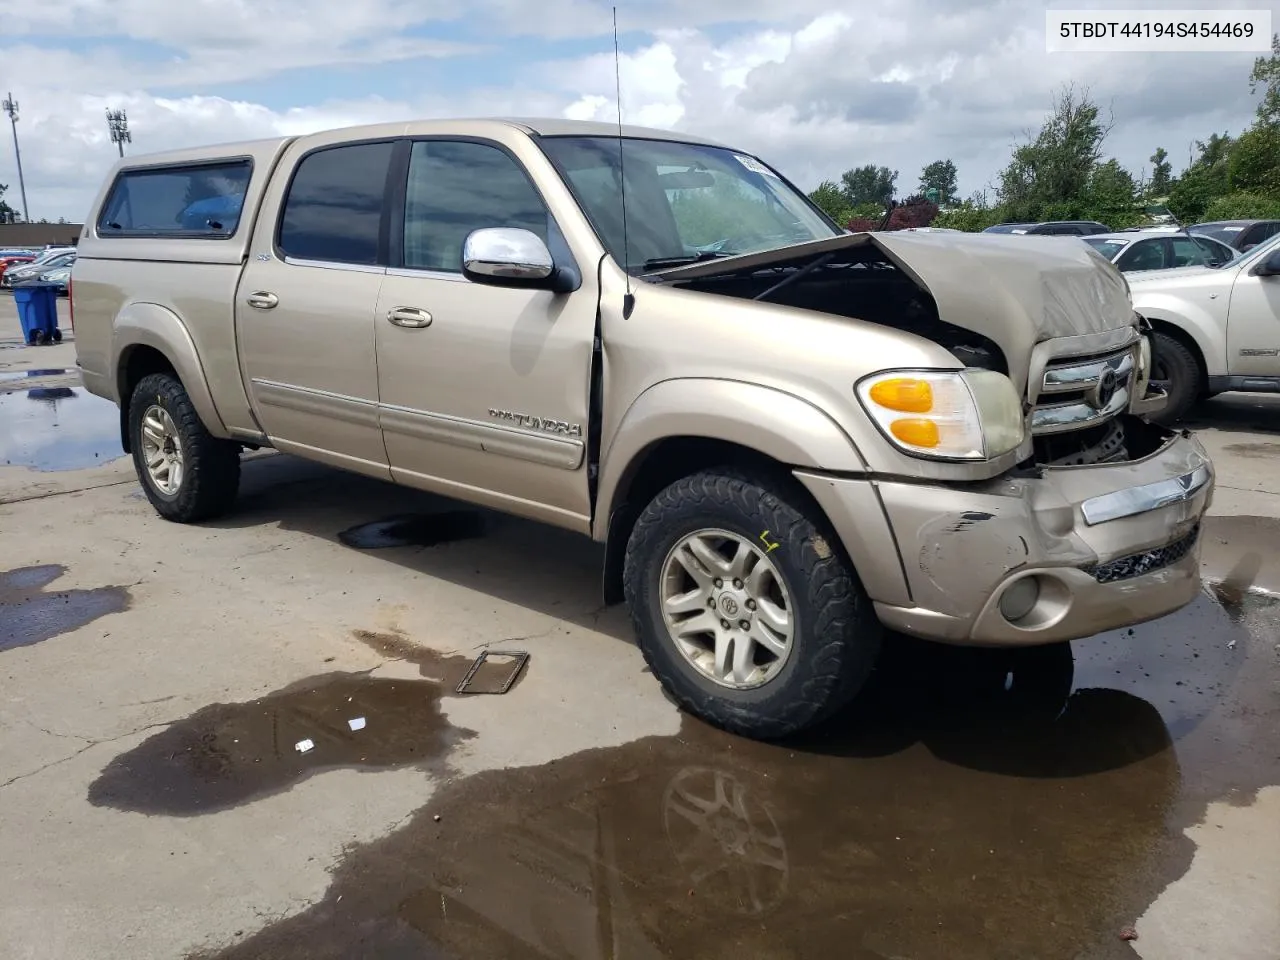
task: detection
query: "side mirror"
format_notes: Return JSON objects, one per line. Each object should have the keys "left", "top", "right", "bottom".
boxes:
{"left": 1255, "top": 250, "right": 1280, "bottom": 277}
{"left": 462, "top": 228, "right": 562, "bottom": 289}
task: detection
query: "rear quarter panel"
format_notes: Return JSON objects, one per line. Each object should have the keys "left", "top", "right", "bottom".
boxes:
{"left": 72, "top": 137, "right": 293, "bottom": 438}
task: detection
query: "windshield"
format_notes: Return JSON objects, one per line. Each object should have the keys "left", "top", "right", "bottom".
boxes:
{"left": 1082, "top": 238, "right": 1127, "bottom": 260}
{"left": 1223, "top": 230, "right": 1280, "bottom": 268}
{"left": 538, "top": 136, "right": 839, "bottom": 274}
{"left": 1189, "top": 224, "right": 1244, "bottom": 245}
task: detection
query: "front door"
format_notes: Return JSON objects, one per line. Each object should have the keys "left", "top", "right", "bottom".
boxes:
{"left": 1226, "top": 254, "right": 1280, "bottom": 378}
{"left": 236, "top": 137, "right": 396, "bottom": 477}
{"left": 373, "top": 138, "right": 597, "bottom": 530}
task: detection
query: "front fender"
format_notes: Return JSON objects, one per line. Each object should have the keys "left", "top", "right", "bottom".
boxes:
{"left": 1131, "top": 291, "right": 1226, "bottom": 377}
{"left": 113, "top": 302, "right": 228, "bottom": 437}
{"left": 594, "top": 378, "right": 868, "bottom": 540}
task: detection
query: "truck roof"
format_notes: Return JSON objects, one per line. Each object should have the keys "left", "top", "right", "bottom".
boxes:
{"left": 110, "top": 117, "right": 731, "bottom": 168}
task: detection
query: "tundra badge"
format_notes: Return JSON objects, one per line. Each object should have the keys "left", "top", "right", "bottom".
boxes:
{"left": 489, "top": 408, "right": 583, "bottom": 438}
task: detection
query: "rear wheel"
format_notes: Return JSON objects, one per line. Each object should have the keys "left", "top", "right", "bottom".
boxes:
{"left": 128, "top": 373, "right": 241, "bottom": 523}
{"left": 1148, "top": 331, "right": 1202, "bottom": 425}
{"left": 623, "top": 469, "right": 882, "bottom": 740}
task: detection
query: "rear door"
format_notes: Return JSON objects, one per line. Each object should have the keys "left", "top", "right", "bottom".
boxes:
{"left": 372, "top": 137, "right": 598, "bottom": 530}
{"left": 236, "top": 136, "right": 397, "bottom": 478}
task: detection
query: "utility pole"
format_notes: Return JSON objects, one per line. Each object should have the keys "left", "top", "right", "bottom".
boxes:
{"left": 2, "top": 92, "right": 30, "bottom": 223}
{"left": 106, "top": 108, "right": 131, "bottom": 158}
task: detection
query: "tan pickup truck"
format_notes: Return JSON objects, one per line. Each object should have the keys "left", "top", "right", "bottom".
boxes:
{"left": 72, "top": 118, "right": 1213, "bottom": 738}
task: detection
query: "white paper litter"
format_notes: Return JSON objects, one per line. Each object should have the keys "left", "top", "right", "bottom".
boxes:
{"left": 348, "top": 717, "right": 366, "bottom": 731}
{"left": 295, "top": 739, "right": 315, "bottom": 754}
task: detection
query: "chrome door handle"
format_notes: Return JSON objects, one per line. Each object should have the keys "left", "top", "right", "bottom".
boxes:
{"left": 387, "top": 306, "right": 432, "bottom": 328}
{"left": 246, "top": 291, "right": 279, "bottom": 310}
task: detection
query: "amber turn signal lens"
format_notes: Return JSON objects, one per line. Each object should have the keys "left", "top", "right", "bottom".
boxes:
{"left": 889, "top": 418, "right": 941, "bottom": 448}
{"left": 868, "top": 378, "right": 933, "bottom": 413}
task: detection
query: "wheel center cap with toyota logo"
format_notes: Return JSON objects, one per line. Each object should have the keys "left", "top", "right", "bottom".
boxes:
{"left": 719, "top": 595, "right": 740, "bottom": 618}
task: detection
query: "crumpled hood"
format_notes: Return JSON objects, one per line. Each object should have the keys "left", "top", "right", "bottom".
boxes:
{"left": 654, "top": 231, "right": 1138, "bottom": 390}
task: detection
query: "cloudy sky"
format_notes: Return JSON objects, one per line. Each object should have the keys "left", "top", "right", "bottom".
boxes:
{"left": 0, "top": 0, "right": 1272, "bottom": 222}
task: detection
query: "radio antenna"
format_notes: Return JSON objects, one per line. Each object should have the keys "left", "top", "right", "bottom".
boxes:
{"left": 613, "top": 6, "right": 635, "bottom": 316}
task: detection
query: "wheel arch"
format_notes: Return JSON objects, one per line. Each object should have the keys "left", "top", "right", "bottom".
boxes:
{"left": 113, "top": 302, "right": 227, "bottom": 451}
{"left": 596, "top": 380, "right": 869, "bottom": 605}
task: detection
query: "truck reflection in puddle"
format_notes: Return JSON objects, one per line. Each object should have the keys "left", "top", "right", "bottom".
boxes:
{"left": 0, "top": 387, "right": 124, "bottom": 471}
{"left": 188, "top": 591, "right": 1280, "bottom": 960}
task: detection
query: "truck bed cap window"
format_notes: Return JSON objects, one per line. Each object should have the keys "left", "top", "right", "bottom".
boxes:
{"left": 98, "top": 160, "right": 251, "bottom": 238}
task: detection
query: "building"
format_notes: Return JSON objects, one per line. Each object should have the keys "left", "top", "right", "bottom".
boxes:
{"left": 0, "top": 223, "right": 83, "bottom": 248}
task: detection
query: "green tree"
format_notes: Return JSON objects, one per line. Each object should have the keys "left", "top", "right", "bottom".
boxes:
{"left": 1228, "top": 124, "right": 1280, "bottom": 195}
{"left": 840, "top": 164, "right": 898, "bottom": 207}
{"left": 997, "top": 84, "right": 1109, "bottom": 222}
{"left": 1085, "top": 158, "right": 1137, "bottom": 221}
{"left": 808, "top": 179, "right": 852, "bottom": 225}
{"left": 1148, "top": 147, "right": 1172, "bottom": 196}
{"left": 932, "top": 200, "right": 1001, "bottom": 232}
{"left": 0, "top": 182, "right": 15, "bottom": 223}
{"left": 1203, "top": 191, "right": 1280, "bottom": 221}
{"left": 1168, "top": 133, "right": 1234, "bottom": 221}
{"left": 919, "top": 159, "right": 958, "bottom": 204}
{"left": 1249, "top": 33, "right": 1280, "bottom": 126}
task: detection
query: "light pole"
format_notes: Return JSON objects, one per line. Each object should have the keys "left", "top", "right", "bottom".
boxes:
{"left": 2, "top": 92, "right": 30, "bottom": 223}
{"left": 106, "top": 108, "right": 131, "bottom": 158}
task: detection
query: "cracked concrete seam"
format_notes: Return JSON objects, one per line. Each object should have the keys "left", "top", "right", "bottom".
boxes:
{"left": 0, "top": 718, "right": 180, "bottom": 791}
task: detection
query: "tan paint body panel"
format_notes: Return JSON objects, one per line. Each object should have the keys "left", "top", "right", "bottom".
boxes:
{"left": 71, "top": 117, "right": 1215, "bottom": 649}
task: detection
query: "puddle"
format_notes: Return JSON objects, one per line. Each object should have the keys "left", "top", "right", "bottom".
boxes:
{"left": 337, "top": 511, "right": 487, "bottom": 549}
{"left": 353, "top": 628, "right": 529, "bottom": 694}
{"left": 188, "top": 593, "right": 1279, "bottom": 960}
{"left": 88, "top": 672, "right": 470, "bottom": 816}
{"left": 0, "top": 367, "right": 76, "bottom": 382}
{"left": 0, "top": 564, "right": 130, "bottom": 652}
{"left": 0, "top": 386, "right": 125, "bottom": 471}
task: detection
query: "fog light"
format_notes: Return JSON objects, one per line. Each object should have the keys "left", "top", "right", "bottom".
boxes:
{"left": 999, "top": 577, "right": 1040, "bottom": 623}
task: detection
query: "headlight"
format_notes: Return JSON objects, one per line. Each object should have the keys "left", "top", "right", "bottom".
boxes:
{"left": 855, "top": 368, "right": 1026, "bottom": 461}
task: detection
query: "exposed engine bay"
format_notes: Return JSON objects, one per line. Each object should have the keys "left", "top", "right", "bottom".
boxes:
{"left": 658, "top": 243, "right": 1168, "bottom": 469}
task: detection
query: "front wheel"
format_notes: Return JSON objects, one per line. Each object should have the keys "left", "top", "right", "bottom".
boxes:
{"left": 623, "top": 470, "right": 882, "bottom": 740}
{"left": 1148, "top": 331, "right": 1202, "bottom": 425}
{"left": 128, "top": 373, "right": 241, "bottom": 523}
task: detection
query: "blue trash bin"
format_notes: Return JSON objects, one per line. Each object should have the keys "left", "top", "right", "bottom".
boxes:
{"left": 13, "top": 283, "right": 60, "bottom": 345}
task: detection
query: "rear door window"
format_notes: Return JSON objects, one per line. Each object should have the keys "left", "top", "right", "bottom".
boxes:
{"left": 277, "top": 141, "right": 395, "bottom": 265}
{"left": 98, "top": 160, "right": 252, "bottom": 237}
{"left": 1116, "top": 239, "right": 1168, "bottom": 271}
{"left": 1169, "top": 236, "right": 1210, "bottom": 267}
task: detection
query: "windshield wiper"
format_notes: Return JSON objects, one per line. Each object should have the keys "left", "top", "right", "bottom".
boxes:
{"left": 641, "top": 251, "right": 732, "bottom": 272}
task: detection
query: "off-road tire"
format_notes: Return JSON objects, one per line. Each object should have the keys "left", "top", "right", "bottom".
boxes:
{"left": 1150, "top": 331, "right": 1202, "bottom": 425}
{"left": 128, "top": 373, "right": 241, "bottom": 523}
{"left": 623, "top": 469, "right": 882, "bottom": 740}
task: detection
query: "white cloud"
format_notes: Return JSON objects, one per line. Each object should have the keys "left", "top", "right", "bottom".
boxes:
{"left": 0, "top": 0, "right": 1271, "bottom": 221}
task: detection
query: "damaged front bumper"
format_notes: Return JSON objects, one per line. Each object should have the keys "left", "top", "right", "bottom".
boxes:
{"left": 795, "top": 421, "right": 1214, "bottom": 647}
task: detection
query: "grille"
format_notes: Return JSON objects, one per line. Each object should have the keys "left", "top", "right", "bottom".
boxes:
{"left": 1088, "top": 523, "right": 1200, "bottom": 585}
{"left": 1031, "top": 346, "right": 1136, "bottom": 436}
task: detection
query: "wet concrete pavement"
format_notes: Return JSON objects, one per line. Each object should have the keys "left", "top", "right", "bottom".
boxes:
{"left": 1, "top": 297, "right": 1279, "bottom": 959}
{"left": 95, "top": 592, "right": 1266, "bottom": 960}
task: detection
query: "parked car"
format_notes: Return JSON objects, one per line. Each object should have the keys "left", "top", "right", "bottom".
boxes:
{"left": 1128, "top": 232, "right": 1280, "bottom": 421}
{"left": 0, "top": 253, "right": 35, "bottom": 283}
{"left": 1082, "top": 230, "right": 1237, "bottom": 272}
{"left": 38, "top": 265, "right": 72, "bottom": 296}
{"left": 72, "top": 118, "right": 1211, "bottom": 740}
{"left": 1187, "top": 219, "right": 1280, "bottom": 252}
{"left": 3, "top": 250, "right": 75, "bottom": 288}
{"left": 982, "top": 220, "right": 1111, "bottom": 236}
